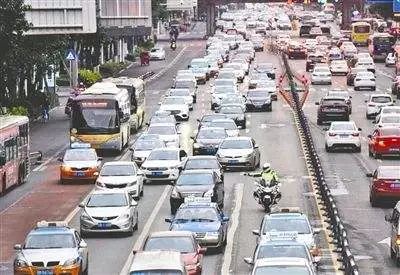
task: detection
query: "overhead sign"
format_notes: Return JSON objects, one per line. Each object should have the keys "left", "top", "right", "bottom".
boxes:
{"left": 66, "top": 50, "right": 76, "bottom": 61}
{"left": 395, "top": 0, "right": 400, "bottom": 12}
{"left": 366, "top": 0, "right": 392, "bottom": 3}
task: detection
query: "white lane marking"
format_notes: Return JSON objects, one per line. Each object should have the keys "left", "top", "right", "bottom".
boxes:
{"left": 34, "top": 165, "right": 47, "bottom": 172}
{"left": 145, "top": 46, "right": 188, "bottom": 83}
{"left": 221, "top": 183, "right": 244, "bottom": 275}
{"left": 378, "top": 237, "right": 390, "bottom": 246}
{"left": 119, "top": 186, "right": 171, "bottom": 275}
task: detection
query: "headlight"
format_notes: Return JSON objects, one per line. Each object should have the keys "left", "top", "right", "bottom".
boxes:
{"left": 61, "top": 165, "right": 71, "bottom": 172}
{"left": 119, "top": 212, "right": 131, "bottom": 220}
{"left": 171, "top": 188, "right": 180, "bottom": 198}
{"left": 63, "top": 257, "right": 79, "bottom": 266}
{"left": 204, "top": 189, "right": 214, "bottom": 197}
{"left": 14, "top": 258, "right": 29, "bottom": 268}
{"left": 244, "top": 153, "right": 253, "bottom": 158}
{"left": 193, "top": 143, "right": 201, "bottom": 149}
{"left": 96, "top": 181, "right": 105, "bottom": 188}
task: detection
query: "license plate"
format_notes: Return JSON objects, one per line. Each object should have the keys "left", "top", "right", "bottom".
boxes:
{"left": 339, "top": 134, "right": 348, "bottom": 138}
{"left": 228, "top": 159, "right": 239, "bottom": 163}
{"left": 389, "top": 148, "right": 400, "bottom": 152}
{"left": 98, "top": 222, "right": 111, "bottom": 228}
{"left": 151, "top": 172, "right": 163, "bottom": 176}
{"left": 206, "top": 148, "right": 214, "bottom": 153}
{"left": 37, "top": 270, "right": 53, "bottom": 275}
{"left": 76, "top": 172, "right": 85, "bottom": 177}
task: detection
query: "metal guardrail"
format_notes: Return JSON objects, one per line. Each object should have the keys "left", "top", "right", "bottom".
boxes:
{"left": 281, "top": 53, "right": 359, "bottom": 275}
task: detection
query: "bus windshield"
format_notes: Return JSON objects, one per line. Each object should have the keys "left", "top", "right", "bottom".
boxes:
{"left": 373, "top": 36, "right": 395, "bottom": 45}
{"left": 354, "top": 25, "right": 370, "bottom": 33}
{"left": 72, "top": 100, "right": 119, "bottom": 134}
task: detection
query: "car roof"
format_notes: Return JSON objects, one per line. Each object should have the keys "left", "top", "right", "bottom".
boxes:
{"left": 148, "top": 123, "right": 176, "bottom": 127}
{"left": 186, "top": 155, "right": 218, "bottom": 160}
{"left": 180, "top": 169, "right": 214, "bottom": 175}
{"left": 91, "top": 188, "right": 128, "bottom": 195}
{"left": 199, "top": 126, "right": 226, "bottom": 131}
{"left": 129, "top": 251, "right": 184, "bottom": 272}
{"left": 323, "top": 96, "right": 345, "bottom": 100}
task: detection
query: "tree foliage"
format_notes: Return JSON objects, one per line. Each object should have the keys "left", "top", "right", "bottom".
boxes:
{"left": 368, "top": 3, "right": 393, "bottom": 20}
{"left": 152, "top": 0, "right": 168, "bottom": 27}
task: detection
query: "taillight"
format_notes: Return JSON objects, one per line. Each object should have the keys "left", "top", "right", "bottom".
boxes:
{"left": 378, "top": 140, "right": 386, "bottom": 147}
{"left": 329, "top": 132, "right": 337, "bottom": 137}
{"left": 352, "top": 133, "right": 359, "bottom": 137}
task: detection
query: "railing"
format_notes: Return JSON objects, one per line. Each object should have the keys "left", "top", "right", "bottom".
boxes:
{"left": 281, "top": 53, "right": 359, "bottom": 275}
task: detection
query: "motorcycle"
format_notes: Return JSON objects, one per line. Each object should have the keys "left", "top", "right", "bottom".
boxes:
{"left": 252, "top": 179, "right": 281, "bottom": 212}
{"left": 170, "top": 41, "right": 177, "bottom": 51}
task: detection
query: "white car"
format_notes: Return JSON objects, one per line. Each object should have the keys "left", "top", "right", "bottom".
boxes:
{"left": 166, "top": 89, "right": 194, "bottom": 110}
{"left": 225, "top": 63, "right": 246, "bottom": 82}
{"left": 159, "top": 96, "right": 189, "bottom": 121}
{"left": 365, "top": 94, "right": 395, "bottom": 119}
{"left": 95, "top": 161, "right": 144, "bottom": 199}
{"left": 206, "top": 118, "right": 239, "bottom": 137}
{"left": 141, "top": 148, "right": 187, "bottom": 183}
{"left": 330, "top": 60, "right": 348, "bottom": 75}
{"left": 355, "top": 58, "right": 375, "bottom": 73}
{"left": 211, "top": 88, "right": 238, "bottom": 110}
{"left": 189, "top": 58, "right": 210, "bottom": 84}
{"left": 130, "top": 138, "right": 166, "bottom": 166}
{"left": 341, "top": 43, "right": 358, "bottom": 58}
{"left": 325, "top": 121, "right": 361, "bottom": 152}
{"left": 251, "top": 258, "right": 315, "bottom": 275}
{"left": 304, "top": 39, "right": 317, "bottom": 52}
{"left": 354, "top": 71, "right": 375, "bottom": 91}
{"left": 79, "top": 189, "right": 139, "bottom": 236}
{"left": 375, "top": 113, "right": 400, "bottom": 128}
{"left": 146, "top": 123, "right": 180, "bottom": 148}
{"left": 386, "top": 53, "right": 396, "bottom": 67}
{"left": 355, "top": 52, "right": 372, "bottom": 60}
{"left": 376, "top": 106, "right": 400, "bottom": 122}
{"left": 149, "top": 47, "right": 166, "bottom": 60}
{"left": 176, "top": 70, "right": 196, "bottom": 83}
{"left": 311, "top": 66, "right": 332, "bottom": 85}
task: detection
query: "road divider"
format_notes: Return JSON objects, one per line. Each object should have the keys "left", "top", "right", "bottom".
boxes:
{"left": 281, "top": 53, "right": 359, "bottom": 275}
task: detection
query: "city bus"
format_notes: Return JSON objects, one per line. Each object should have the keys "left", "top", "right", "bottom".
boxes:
{"left": 70, "top": 82, "right": 131, "bottom": 152}
{"left": 0, "top": 115, "right": 30, "bottom": 195}
{"left": 103, "top": 77, "right": 146, "bottom": 133}
{"left": 368, "top": 33, "right": 395, "bottom": 61}
{"left": 351, "top": 22, "right": 371, "bottom": 45}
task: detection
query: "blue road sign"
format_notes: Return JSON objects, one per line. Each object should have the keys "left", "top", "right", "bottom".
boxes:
{"left": 394, "top": 0, "right": 400, "bottom": 12}
{"left": 66, "top": 49, "right": 76, "bottom": 61}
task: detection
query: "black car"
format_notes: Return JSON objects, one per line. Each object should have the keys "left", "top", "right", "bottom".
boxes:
{"left": 299, "top": 25, "right": 312, "bottom": 37}
{"left": 316, "top": 96, "right": 350, "bottom": 125}
{"left": 306, "top": 53, "right": 326, "bottom": 72}
{"left": 287, "top": 43, "right": 307, "bottom": 59}
{"left": 169, "top": 170, "right": 224, "bottom": 214}
{"left": 246, "top": 90, "right": 272, "bottom": 111}
{"left": 192, "top": 127, "right": 227, "bottom": 155}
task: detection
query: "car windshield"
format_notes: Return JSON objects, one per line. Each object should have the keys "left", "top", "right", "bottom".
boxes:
{"left": 215, "top": 79, "right": 234, "bottom": 86}
{"left": 175, "top": 80, "right": 194, "bottom": 88}
{"left": 135, "top": 140, "right": 164, "bottom": 151}
{"left": 209, "top": 121, "right": 237, "bottom": 130}
{"left": 175, "top": 207, "right": 219, "bottom": 221}
{"left": 100, "top": 165, "right": 135, "bottom": 176}
{"left": 257, "top": 64, "right": 273, "bottom": 71}
{"left": 86, "top": 193, "right": 127, "bottom": 207}
{"left": 64, "top": 149, "right": 97, "bottom": 161}
{"left": 150, "top": 116, "right": 175, "bottom": 124}
{"left": 215, "top": 87, "right": 236, "bottom": 94}
{"left": 329, "top": 92, "right": 348, "bottom": 98}
{"left": 322, "top": 98, "right": 345, "bottom": 104}
{"left": 381, "top": 108, "right": 400, "bottom": 114}
{"left": 148, "top": 150, "right": 178, "bottom": 161}
{"left": 201, "top": 115, "right": 226, "bottom": 122}
{"left": 254, "top": 266, "right": 311, "bottom": 275}
{"left": 220, "top": 139, "right": 252, "bottom": 149}
{"left": 176, "top": 173, "right": 213, "bottom": 185}
{"left": 164, "top": 97, "right": 186, "bottom": 105}
{"left": 314, "top": 67, "right": 330, "bottom": 73}
{"left": 381, "top": 116, "right": 400, "bottom": 123}
{"left": 191, "top": 60, "right": 208, "bottom": 68}
{"left": 378, "top": 167, "right": 400, "bottom": 179}
{"left": 148, "top": 126, "right": 176, "bottom": 135}
{"left": 198, "top": 128, "right": 226, "bottom": 139}
{"left": 185, "top": 158, "right": 219, "bottom": 169}
{"left": 144, "top": 237, "right": 195, "bottom": 253}
{"left": 263, "top": 217, "right": 311, "bottom": 234}
{"left": 219, "top": 72, "right": 236, "bottom": 79}
{"left": 170, "top": 90, "right": 190, "bottom": 97}
{"left": 248, "top": 91, "right": 268, "bottom": 98}
{"left": 330, "top": 123, "right": 355, "bottom": 131}
{"left": 222, "top": 97, "right": 242, "bottom": 104}
{"left": 226, "top": 64, "right": 241, "bottom": 70}
{"left": 257, "top": 244, "right": 309, "bottom": 259}
{"left": 371, "top": 96, "right": 391, "bottom": 103}
{"left": 130, "top": 271, "right": 182, "bottom": 275}
{"left": 25, "top": 233, "right": 75, "bottom": 249}
{"left": 220, "top": 106, "right": 243, "bottom": 114}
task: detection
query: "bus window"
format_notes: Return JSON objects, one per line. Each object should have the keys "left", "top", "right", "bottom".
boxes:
{"left": 354, "top": 25, "right": 370, "bottom": 33}
{"left": 0, "top": 144, "right": 5, "bottom": 166}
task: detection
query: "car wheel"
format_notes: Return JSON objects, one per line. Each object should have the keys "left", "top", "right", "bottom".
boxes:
{"left": 140, "top": 187, "right": 144, "bottom": 197}
{"left": 371, "top": 86, "right": 376, "bottom": 91}
{"left": 83, "top": 260, "right": 89, "bottom": 275}
{"left": 368, "top": 149, "right": 373, "bottom": 158}
{"left": 80, "top": 230, "right": 88, "bottom": 239}
{"left": 355, "top": 146, "right": 361, "bottom": 153}
{"left": 369, "top": 193, "right": 378, "bottom": 207}
{"left": 317, "top": 119, "right": 322, "bottom": 125}
{"left": 397, "top": 256, "right": 400, "bottom": 267}
{"left": 133, "top": 214, "right": 139, "bottom": 231}
{"left": 375, "top": 153, "right": 381, "bottom": 159}
{"left": 325, "top": 144, "right": 331, "bottom": 152}
{"left": 366, "top": 114, "right": 371, "bottom": 119}
{"left": 354, "top": 87, "right": 359, "bottom": 91}
{"left": 268, "top": 105, "right": 272, "bottom": 112}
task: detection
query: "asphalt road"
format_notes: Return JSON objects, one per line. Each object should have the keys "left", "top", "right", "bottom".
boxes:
{"left": 1, "top": 39, "right": 341, "bottom": 275}
{"left": 288, "top": 50, "right": 400, "bottom": 275}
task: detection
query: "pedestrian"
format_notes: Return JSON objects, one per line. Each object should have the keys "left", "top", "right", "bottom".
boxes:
{"left": 41, "top": 95, "right": 50, "bottom": 122}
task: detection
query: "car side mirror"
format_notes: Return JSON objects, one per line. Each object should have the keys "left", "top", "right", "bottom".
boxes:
{"left": 14, "top": 244, "right": 22, "bottom": 250}
{"left": 165, "top": 217, "right": 172, "bottom": 223}
{"left": 252, "top": 229, "right": 260, "bottom": 236}
{"left": 244, "top": 257, "right": 254, "bottom": 265}
{"left": 254, "top": 144, "right": 259, "bottom": 149}
{"left": 358, "top": 128, "right": 362, "bottom": 131}
{"left": 222, "top": 216, "right": 229, "bottom": 222}
{"left": 97, "top": 157, "right": 103, "bottom": 161}
{"left": 78, "top": 202, "right": 85, "bottom": 208}
{"left": 385, "top": 213, "right": 394, "bottom": 222}
{"left": 366, "top": 172, "right": 373, "bottom": 177}
{"left": 79, "top": 241, "right": 87, "bottom": 248}
{"left": 131, "top": 200, "right": 138, "bottom": 207}
{"left": 57, "top": 157, "right": 63, "bottom": 162}
{"left": 367, "top": 134, "right": 372, "bottom": 139}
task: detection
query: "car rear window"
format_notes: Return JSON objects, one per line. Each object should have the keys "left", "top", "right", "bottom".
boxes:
{"left": 378, "top": 167, "right": 400, "bottom": 179}
{"left": 379, "top": 128, "right": 400, "bottom": 136}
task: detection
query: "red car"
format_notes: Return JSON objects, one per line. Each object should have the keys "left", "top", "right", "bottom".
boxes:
{"left": 368, "top": 166, "right": 400, "bottom": 206}
{"left": 141, "top": 231, "right": 205, "bottom": 275}
{"left": 368, "top": 127, "right": 400, "bottom": 158}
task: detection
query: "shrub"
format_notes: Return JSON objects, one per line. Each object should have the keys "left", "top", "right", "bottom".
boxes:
{"left": 99, "top": 62, "right": 127, "bottom": 78}
{"left": 78, "top": 69, "right": 102, "bottom": 87}
{"left": 8, "top": 106, "right": 29, "bottom": 116}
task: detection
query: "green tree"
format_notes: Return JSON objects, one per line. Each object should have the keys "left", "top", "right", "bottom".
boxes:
{"left": 369, "top": 3, "right": 393, "bottom": 20}
{"left": 152, "top": 0, "right": 168, "bottom": 27}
